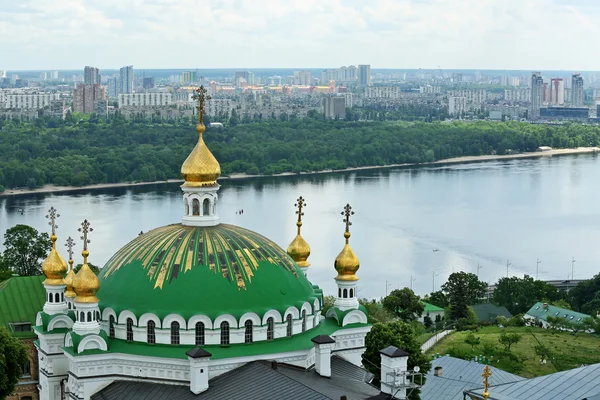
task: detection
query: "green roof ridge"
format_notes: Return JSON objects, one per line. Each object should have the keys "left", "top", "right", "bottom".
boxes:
{"left": 0, "top": 276, "right": 46, "bottom": 333}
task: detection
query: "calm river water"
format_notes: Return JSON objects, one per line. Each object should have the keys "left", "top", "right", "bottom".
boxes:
{"left": 1, "top": 154, "right": 600, "bottom": 298}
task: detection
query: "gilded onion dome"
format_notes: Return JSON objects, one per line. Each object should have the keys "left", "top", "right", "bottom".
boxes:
{"left": 42, "top": 234, "right": 68, "bottom": 285}
{"left": 73, "top": 220, "right": 100, "bottom": 303}
{"left": 287, "top": 196, "right": 311, "bottom": 268}
{"left": 334, "top": 204, "right": 359, "bottom": 281}
{"left": 181, "top": 86, "right": 221, "bottom": 187}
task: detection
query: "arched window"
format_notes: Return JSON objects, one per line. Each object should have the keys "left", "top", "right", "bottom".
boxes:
{"left": 203, "top": 198, "right": 210, "bottom": 216}
{"left": 267, "top": 317, "right": 274, "bottom": 341}
{"left": 244, "top": 320, "right": 253, "bottom": 343}
{"left": 79, "top": 311, "right": 84, "bottom": 322}
{"left": 220, "top": 321, "right": 230, "bottom": 345}
{"left": 48, "top": 293, "right": 53, "bottom": 302}
{"left": 286, "top": 314, "right": 293, "bottom": 337}
{"left": 61, "top": 293, "right": 64, "bottom": 301}
{"left": 87, "top": 312, "right": 92, "bottom": 322}
{"left": 338, "top": 288, "right": 342, "bottom": 298}
{"left": 68, "top": 302, "right": 71, "bottom": 310}
{"left": 96, "top": 311, "right": 100, "bottom": 321}
{"left": 302, "top": 310, "right": 307, "bottom": 332}
{"left": 343, "top": 288, "right": 348, "bottom": 298}
{"left": 349, "top": 288, "right": 354, "bottom": 298}
{"left": 192, "top": 199, "right": 200, "bottom": 216}
{"left": 195, "top": 322, "right": 205, "bottom": 346}
{"left": 185, "top": 201, "right": 189, "bottom": 216}
{"left": 109, "top": 315, "right": 115, "bottom": 338}
{"left": 126, "top": 318, "right": 134, "bottom": 342}
{"left": 171, "top": 321, "right": 180, "bottom": 345}
{"left": 147, "top": 320, "right": 156, "bottom": 344}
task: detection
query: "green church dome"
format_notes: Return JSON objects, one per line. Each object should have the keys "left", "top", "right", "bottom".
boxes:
{"left": 98, "top": 224, "right": 320, "bottom": 320}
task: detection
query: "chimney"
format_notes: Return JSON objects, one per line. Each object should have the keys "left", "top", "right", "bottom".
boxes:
{"left": 543, "top": 303, "right": 548, "bottom": 309}
{"left": 311, "top": 335, "right": 336, "bottom": 377}
{"left": 434, "top": 366, "right": 443, "bottom": 377}
{"left": 379, "top": 346, "right": 409, "bottom": 398}
{"left": 186, "top": 347, "right": 212, "bottom": 394}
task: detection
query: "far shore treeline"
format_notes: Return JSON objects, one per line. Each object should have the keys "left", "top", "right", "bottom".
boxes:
{"left": 1, "top": 116, "right": 600, "bottom": 191}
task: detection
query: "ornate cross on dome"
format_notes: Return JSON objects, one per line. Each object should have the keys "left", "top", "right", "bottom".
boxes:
{"left": 295, "top": 196, "right": 306, "bottom": 223}
{"left": 341, "top": 203, "right": 354, "bottom": 233}
{"left": 45, "top": 206, "right": 60, "bottom": 236}
{"left": 482, "top": 365, "right": 492, "bottom": 400}
{"left": 192, "top": 85, "right": 211, "bottom": 124}
{"left": 65, "top": 236, "right": 75, "bottom": 267}
{"left": 78, "top": 219, "right": 93, "bottom": 263}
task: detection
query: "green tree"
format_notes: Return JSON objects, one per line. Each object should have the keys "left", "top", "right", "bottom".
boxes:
{"left": 426, "top": 291, "right": 449, "bottom": 308}
{"left": 551, "top": 299, "right": 572, "bottom": 310}
{"left": 423, "top": 314, "right": 433, "bottom": 329}
{"left": 442, "top": 272, "right": 487, "bottom": 320}
{"left": 493, "top": 275, "right": 559, "bottom": 315}
{"left": 534, "top": 343, "right": 551, "bottom": 363}
{"left": 359, "top": 298, "right": 393, "bottom": 324}
{"left": 0, "top": 326, "right": 29, "bottom": 398}
{"left": 73, "top": 263, "right": 100, "bottom": 275}
{"left": 464, "top": 332, "right": 480, "bottom": 351}
{"left": 382, "top": 288, "right": 425, "bottom": 322}
{"left": 363, "top": 321, "right": 430, "bottom": 399}
{"left": 2, "top": 225, "right": 51, "bottom": 276}
{"left": 321, "top": 295, "right": 335, "bottom": 316}
{"left": 498, "top": 331, "right": 522, "bottom": 351}
{"left": 568, "top": 273, "right": 600, "bottom": 315}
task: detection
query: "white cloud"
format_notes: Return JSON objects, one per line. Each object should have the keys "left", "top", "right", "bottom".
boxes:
{"left": 0, "top": 0, "right": 599, "bottom": 70}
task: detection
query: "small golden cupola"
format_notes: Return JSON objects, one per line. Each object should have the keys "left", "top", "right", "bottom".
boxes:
{"left": 334, "top": 204, "right": 360, "bottom": 281}
{"left": 41, "top": 207, "right": 68, "bottom": 285}
{"left": 73, "top": 220, "right": 100, "bottom": 303}
{"left": 181, "top": 85, "right": 221, "bottom": 187}
{"left": 287, "top": 196, "right": 311, "bottom": 275}
{"left": 64, "top": 236, "right": 77, "bottom": 299}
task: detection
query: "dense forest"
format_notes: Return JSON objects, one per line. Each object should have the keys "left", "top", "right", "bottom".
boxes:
{"left": 0, "top": 116, "right": 599, "bottom": 190}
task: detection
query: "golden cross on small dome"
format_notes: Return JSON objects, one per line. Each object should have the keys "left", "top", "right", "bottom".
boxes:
{"left": 45, "top": 206, "right": 60, "bottom": 236}
{"left": 192, "top": 85, "right": 211, "bottom": 124}
{"left": 78, "top": 219, "right": 93, "bottom": 263}
{"left": 65, "top": 236, "right": 75, "bottom": 265}
{"left": 482, "top": 364, "right": 492, "bottom": 400}
{"left": 341, "top": 203, "right": 354, "bottom": 233}
{"left": 295, "top": 196, "right": 306, "bottom": 223}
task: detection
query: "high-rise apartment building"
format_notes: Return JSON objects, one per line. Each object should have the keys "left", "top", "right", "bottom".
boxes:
{"left": 5, "top": 93, "right": 60, "bottom": 109}
{"left": 530, "top": 72, "right": 544, "bottom": 120}
{"left": 143, "top": 77, "right": 155, "bottom": 90}
{"left": 50, "top": 70, "right": 59, "bottom": 80}
{"left": 181, "top": 71, "right": 198, "bottom": 84}
{"left": 119, "top": 65, "right": 134, "bottom": 94}
{"left": 358, "top": 65, "right": 371, "bottom": 86}
{"left": 108, "top": 76, "right": 119, "bottom": 98}
{"left": 73, "top": 83, "right": 106, "bottom": 113}
{"left": 550, "top": 78, "right": 564, "bottom": 105}
{"left": 504, "top": 88, "right": 531, "bottom": 103}
{"left": 449, "top": 96, "right": 467, "bottom": 116}
{"left": 118, "top": 93, "right": 172, "bottom": 107}
{"left": 234, "top": 71, "right": 255, "bottom": 86}
{"left": 293, "top": 70, "right": 312, "bottom": 86}
{"left": 84, "top": 66, "right": 100, "bottom": 85}
{"left": 323, "top": 96, "right": 346, "bottom": 119}
{"left": 571, "top": 73, "right": 584, "bottom": 107}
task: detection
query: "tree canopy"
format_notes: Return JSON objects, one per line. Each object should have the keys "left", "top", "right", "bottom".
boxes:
{"left": 441, "top": 272, "right": 487, "bottom": 320}
{"left": 1, "top": 225, "right": 51, "bottom": 276}
{"left": 568, "top": 273, "right": 600, "bottom": 316}
{"left": 493, "top": 275, "right": 560, "bottom": 315}
{"left": 382, "top": 288, "right": 425, "bottom": 322}
{"left": 0, "top": 326, "right": 29, "bottom": 398}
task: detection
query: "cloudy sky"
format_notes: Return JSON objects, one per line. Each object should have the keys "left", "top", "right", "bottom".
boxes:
{"left": 2, "top": 0, "right": 600, "bottom": 71}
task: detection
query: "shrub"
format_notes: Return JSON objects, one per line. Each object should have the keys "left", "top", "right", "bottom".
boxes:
{"left": 0, "top": 184, "right": 5, "bottom": 193}
{"left": 496, "top": 316, "right": 509, "bottom": 326}
{"left": 508, "top": 314, "right": 526, "bottom": 327}
{"left": 479, "top": 320, "right": 494, "bottom": 327}
{"left": 481, "top": 342, "right": 497, "bottom": 357}
{"left": 447, "top": 346, "right": 473, "bottom": 360}
{"left": 456, "top": 318, "right": 478, "bottom": 332}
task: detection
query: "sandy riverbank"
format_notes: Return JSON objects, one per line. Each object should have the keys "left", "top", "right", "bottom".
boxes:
{"left": 1, "top": 147, "right": 598, "bottom": 197}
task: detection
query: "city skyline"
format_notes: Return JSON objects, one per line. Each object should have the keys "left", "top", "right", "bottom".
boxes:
{"left": 2, "top": 0, "right": 600, "bottom": 70}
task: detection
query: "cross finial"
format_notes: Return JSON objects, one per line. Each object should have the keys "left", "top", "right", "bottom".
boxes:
{"left": 341, "top": 203, "right": 354, "bottom": 243}
{"left": 78, "top": 219, "right": 93, "bottom": 263}
{"left": 191, "top": 85, "right": 211, "bottom": 124}
{"left": 294, "top": 196, "right": 307, "bottom": 234}
{"left": 482, "top": 365, "right": 492, "bottom": 400}
{"left": 65, "top": 236, "right": 75, "bottom": 269}
{"left": 45, "top": 206, "right": 60, "bottom": 237}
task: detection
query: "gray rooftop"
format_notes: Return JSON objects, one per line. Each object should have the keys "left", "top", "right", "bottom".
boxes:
{"left": 420, "top": 356, "right": 524, "bottom": 400}
{"left": 465, "top": 362, "right": 600, "bottom": 400}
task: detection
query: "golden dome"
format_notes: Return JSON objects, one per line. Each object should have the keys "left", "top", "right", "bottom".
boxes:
{"left": 181, "top": 123, "right": 221, "bottom": 187}
{"left": 42, "top": 234, "right": 68, "bottom": 285}
{"left": 64, "top": 258, "right": 76, "bottom": 298}
{"left": 287, "top": 222, "right": 311, "bottom": 267}
{"left": 73, "top": 250, "right": 100, "bottom": 303}
{"left": 334, "top": 231, "right": 360, "bottom": 281}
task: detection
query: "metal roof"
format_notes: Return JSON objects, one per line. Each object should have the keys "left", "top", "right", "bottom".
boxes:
{"left": 471, "top": 304, "right": 512, "bottom": 321}
{"left": 0, "top": 275, "right": 45, "bottom": 335}
{"left": 525, "top": 302, "right": 591, "bottom": 323}
{"left": 466, "top": 362, "right": 600, "bottom": 400}
{"left": 421, "top": 356, "right": 524, "bottom": 400}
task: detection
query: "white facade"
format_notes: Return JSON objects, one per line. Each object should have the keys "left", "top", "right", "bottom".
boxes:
{"left": 365, "top": 86, "right": 403, "bottom": 99}
{"left": 118, "top": 93, "right": 172, "bottom": 107}
{"left": 419, "top": 85, "right": 441, "bottom": 94}
{"left": 205, "top": 98, "right": 235, "bottom": 117}
{"left": 448, "top": 89, "right": 487, "bottom": 105}
{"left": 449, "top": 96, "right": 467, "bottom": 116}
{"left": 5, "top": 93, "right": 61, "bottom": 109}
{"left": 504, "top": 88, "right": 531, "bottom": 103}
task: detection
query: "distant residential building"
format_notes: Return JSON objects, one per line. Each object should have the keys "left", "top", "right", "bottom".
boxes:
{"left": 539, "top": 106, "right": 589, "bottom": 120}
{"left": 448, "top": 96, "right": 467, "bottom": 116}
{"left": 530, "top": 72, "right": 544, "bottom": 120}
{"left": 419, "top": 85, "right": 441, "bottom": 94}
{"left": 234, "top": 71, "right": 254, "bottom": 86}
{"left": 451, "top": 72, "right": 463, "bottom": 83}
{"left": 358, "top": 64, "right": 371, "bottom": 86}
{"left": 323, "top": 96, "right": 346, "bottom": 119}
{"left": 205, "top": 98, "right": 235, "bottom": 118}
{"left": 39, "top": 71, "right": 47, "bottom": 81}
{"left": 448, "top": 89, "right": 487, "bottom": 105}
{"left": 94, "top": 99, "right": 108, "bottom": 117}
{"left": 143, "top": 77, "right": 155, "bottom": 90}
{"left": 119, "top": 65, "right": 134, "bottom": 94}
{"left": 108, "top": 76, "right": 118, "bottom": 98}
{"left": 504, "top": 88, "right": 531, "bottom": 103}
{"left": 571, "top": 73, "right": 584, "bottom": 107}
{"left": 5, "top": 92, "right": 60, "bottom": 109}
{"left": 340, "top": 92, "right": 353, "bottom": 108}
{"left": 293, "top": 70, "right": 312, "bottom": 86}
{"left": 365, "top": 86, "right": 402, "bottom": 99}
{"left": 50, "top": 70, "right": 59, "bottom": 80}
{"left": 73, "top": 83, "right": 106, "bottom": 113}
{"left": 118, "top": 93, "right": 172, "bottom": 107}
{"left": 84, "top": 66, "right": 100, "bottom": 85}
{"left": 47, "top": 100, "right": 69, "bottom": 119}
{"left": 488, "top": 105, "right": 528, "bottom": 120}
{"left": 594, "top": 89, "right": 600, "bottom": 101}
{"left": 181, "top": 71, "right": 197, "bottom": 84}
{"left": 549, "top": 78, "right": 565, "bottom": 105}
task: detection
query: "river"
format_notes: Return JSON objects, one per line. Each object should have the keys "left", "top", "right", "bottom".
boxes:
{"left": 1, "top": 153, "right": 599, "bottom": 299}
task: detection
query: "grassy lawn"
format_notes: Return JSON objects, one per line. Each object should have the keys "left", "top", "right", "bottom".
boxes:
{"left": 426, "top": 326, "right": 600, "bottom": 378}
